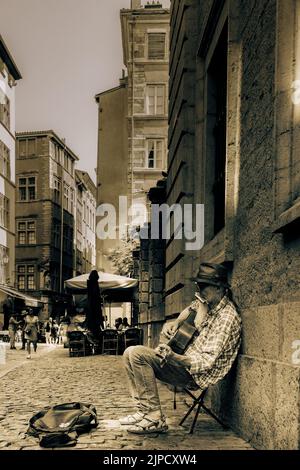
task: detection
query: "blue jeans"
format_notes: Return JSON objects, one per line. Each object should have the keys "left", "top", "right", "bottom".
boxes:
{"left": 123, "top": 345, "right": 198, "bottom": 415}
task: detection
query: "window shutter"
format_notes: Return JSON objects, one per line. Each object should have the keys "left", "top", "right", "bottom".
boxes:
{"left": 148, "top": 33, "right": 166, "bottom": 60}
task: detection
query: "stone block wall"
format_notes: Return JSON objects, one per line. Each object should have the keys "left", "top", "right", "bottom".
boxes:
{"left": 168, "top": 0, "right": 300, "bottom": 449}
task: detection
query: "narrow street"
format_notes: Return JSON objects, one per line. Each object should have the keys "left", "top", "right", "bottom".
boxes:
{"left": 0, "top": 345, "right": 253, "bottom": 451}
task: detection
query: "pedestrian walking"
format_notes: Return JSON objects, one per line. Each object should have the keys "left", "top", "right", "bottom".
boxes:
{"left": 8, "top": 314, "right": 20, "bottom": 350}
{"left": 20, "top": 310, "right": 27, "bottom": 350}
{"left": 51, "top": 320, "right": 58, "bottom": 344}
{"left": 24, "top": 308, "right": 39, "bottom": 359}
{"left": 45, "top": 320, "right": 51, "bottom": 344}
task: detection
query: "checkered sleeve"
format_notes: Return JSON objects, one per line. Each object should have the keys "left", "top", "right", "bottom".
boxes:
{"left": 188, "top": 308, "right": 241, "bottom": 376}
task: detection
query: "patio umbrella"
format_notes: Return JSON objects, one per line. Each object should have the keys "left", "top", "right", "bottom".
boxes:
{"left": 64, "top": 272, "right": 138, "bottom": 303}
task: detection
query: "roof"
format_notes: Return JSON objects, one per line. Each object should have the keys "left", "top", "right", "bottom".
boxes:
{"left": 75, "top": 169, "right": 97, "bottom": 198}
{"left": 95, "top": 80, "right": 127, "bottom": 102}
{"left": 0, "top": 35, "right": 22, "bottom": 80}
{"left": 16, "top": 130, "right": 79, "bottom": 161}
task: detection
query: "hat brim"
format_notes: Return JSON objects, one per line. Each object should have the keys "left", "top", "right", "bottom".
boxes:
{"left": 192, "top": 277, "right": 230, "bottom": 288}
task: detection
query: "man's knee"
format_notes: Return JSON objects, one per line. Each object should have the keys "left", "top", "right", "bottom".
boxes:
{"left": 123, "top": 345, "right": 149, "bottom": 362}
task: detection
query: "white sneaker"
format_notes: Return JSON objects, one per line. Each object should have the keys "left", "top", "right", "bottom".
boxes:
{"left": 27, "top": 354, "right": 31, "bottom": 359}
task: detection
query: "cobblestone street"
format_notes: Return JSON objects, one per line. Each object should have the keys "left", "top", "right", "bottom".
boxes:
{"left": 0, "top": 345, "right": 253, "bottom": 451}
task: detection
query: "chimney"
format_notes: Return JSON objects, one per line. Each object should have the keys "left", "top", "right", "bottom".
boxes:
{"left": 131, "top": 0, "right": 141, "bottom": 9}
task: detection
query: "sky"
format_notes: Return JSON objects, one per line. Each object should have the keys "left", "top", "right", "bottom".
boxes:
{"left": 0, "top": 0, "right": 170, "bottom": 183}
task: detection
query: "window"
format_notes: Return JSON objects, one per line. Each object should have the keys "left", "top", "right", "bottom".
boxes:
{"left": 53, "top": 177, "right": 61, "bottom": 204}
{"left": 17, "top": 220, "right": 36, "bottom": 245}
{"left": 27, "top": 266, "right": 36, "bottom": 290}
{"left": 18, "top": 140, "right": 27, "bottom": 158}
{"left": 70, "top": 188, "right": 74, "bottom": 214}
{"left": 77, "top": 206, "right": 82, "bottom": 233}
{"left": 0, "top": 140, "right": 10, "bottom": 178}
{"left": 86, "top": 205, "right": 90, "bottom": 227}
{"left": 64, "top": 153, "right": 68, "bottom": 170}
{"left": 146, "top": 139, "right": 164, "bottom": 169}
{"left": 147, "top": 33, "right": 166, "bottom": 60}
{"left": 68, "top": 158, "right": 73, "bottom": 175}
{"left": 49, "top": 140, "right": 56, "bottom": 159}
{"left": 51, "top": 266, "right": 60, "bottom": 292}
{"left": 27, "top": 139, "right": 36, "bottom": 157}
{"left": 52, "top": 222, "right": 60, "bottom": 248}
{"left": 0, "top": 89, "right": 10, "bottom": 129}
{"left": 273, "top": 1, "right": 300, "bottom": 231}
{"left": 0, "top": 245, "right": 9, "bottom": 285}
{"left": 17, "top": 264, "right": 36, "bottom": 291}
{"left": 206, "top": 22, "right": 228, "bottom": 236}
{"left": 63, "top": 226, "right": 73, "bottom": 253}
{"left": 146, "top": 85, "right": 165, "bottom": 115}
{"left": 18, "top": 176, "right": 36, "bottom": 201}
{"left": 63, "top": 184, "right": 69, "bottom": 211}
{"left": 0, "top": 193, "right": 9, "bottom": 230}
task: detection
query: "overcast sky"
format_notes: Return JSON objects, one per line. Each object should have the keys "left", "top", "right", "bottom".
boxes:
{"left": 0, "top": 0, "right": 170, "bottom": 182}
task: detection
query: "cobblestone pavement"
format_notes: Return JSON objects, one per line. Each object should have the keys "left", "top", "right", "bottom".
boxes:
{"left": 0, "top": 345, "right": 253, "bottom": 451}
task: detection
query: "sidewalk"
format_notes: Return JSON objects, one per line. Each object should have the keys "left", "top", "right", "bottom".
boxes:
{"left": 0, "top": 342, "right": 56, "bottom": 379}
{"left": 0, "top": 346, "right": 253, "bottom": 450}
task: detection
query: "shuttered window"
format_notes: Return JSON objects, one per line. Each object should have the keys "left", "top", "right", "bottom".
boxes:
{"left": 148, "top": 33, "right": 166, "bottom": 60}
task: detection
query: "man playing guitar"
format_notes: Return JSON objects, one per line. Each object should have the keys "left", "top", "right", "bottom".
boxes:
{"left": 119, "top": 263, "right": 242, "bottom": 435}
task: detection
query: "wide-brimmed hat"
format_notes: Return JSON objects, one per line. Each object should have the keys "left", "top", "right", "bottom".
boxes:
{"left": 192, "top": 262, "right": 230, "bottom": 288}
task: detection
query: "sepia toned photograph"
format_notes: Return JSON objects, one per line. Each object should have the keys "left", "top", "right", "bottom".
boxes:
{"left": 0, "top": 0, "right": 299, "bottom": 459}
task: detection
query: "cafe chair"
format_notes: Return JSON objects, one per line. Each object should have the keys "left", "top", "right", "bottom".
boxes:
{"left": 102, "top": 329, "right": 119, "bottom": 355}
{"left": 124, "top": 327, "right": 142, "bottom": 350}
{"left": 68, "top": 331, "right": 91, "bottom": 357}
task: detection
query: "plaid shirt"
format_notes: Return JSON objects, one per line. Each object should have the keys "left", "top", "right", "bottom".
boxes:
{"left": 184, "top": 295, "right": 242, "bottom": 390}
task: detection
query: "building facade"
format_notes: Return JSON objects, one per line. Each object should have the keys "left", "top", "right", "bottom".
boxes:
{"left": 95, "top": 77, "right": 128, "bottom": 272}
{"left": 165, "top": 0, "right": 300, "bottom": 450}
{"left": 0, "top": 36, "right": 21, "bottom": 290}
{"left": 120, "top": 0, "right": 170, "bottom": 214}
{"left": 15, "top": 130, "right": 79, "bottom": 318}
{"left": 75, "top": 170, "right": 96, "bottom": 276}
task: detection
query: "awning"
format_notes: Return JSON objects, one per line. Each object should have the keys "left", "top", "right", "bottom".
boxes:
{"left": 65, "top": 271, "right": 138, "bottom": 303}
{"left": 0, "top": 285, "right": 45, "bottom": 307}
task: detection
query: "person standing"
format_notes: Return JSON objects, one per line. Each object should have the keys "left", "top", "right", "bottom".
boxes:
{"left": 20, "top": 310, "right": 27, "bottom": 350}
{"left": 24, "top": 308, "right": 39, "bottom": 359}
{"left": 86, "top": 270, "right": 104, "bottom": 339}
{"left": 3, "top": 296, "right": 13, "bottom": 330}
{"left": 8, "top": 314, "right": 19, "bottom": 350}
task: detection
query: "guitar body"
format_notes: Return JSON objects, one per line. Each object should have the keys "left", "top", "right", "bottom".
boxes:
{"left": 167, "top": 321, "right": 198, "bottom": 354}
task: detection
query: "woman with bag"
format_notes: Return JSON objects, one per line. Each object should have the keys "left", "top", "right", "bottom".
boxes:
{"left": 24, "top": 308, "right": 39, "bottom": 359}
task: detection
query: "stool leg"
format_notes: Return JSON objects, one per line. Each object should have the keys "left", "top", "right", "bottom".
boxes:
{"left": 202, "top": 404, "right": 228, "bottom": 428}
{"left": 190, "top": 400, "right": 202, "bottom": 434}
{"left": 179, "top": 395, "right": 202, "bottom": 426}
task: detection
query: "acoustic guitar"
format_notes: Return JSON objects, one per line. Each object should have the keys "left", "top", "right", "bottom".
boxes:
{"left": 157, "top": 294, "right": 207, "bottom": 364}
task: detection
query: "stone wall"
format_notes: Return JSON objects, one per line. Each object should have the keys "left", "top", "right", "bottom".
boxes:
{"left": 168, "top": 0, "right": 300, "bottom": 449}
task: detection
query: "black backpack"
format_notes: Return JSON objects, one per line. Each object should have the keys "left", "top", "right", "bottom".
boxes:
{"left": 27, "top": 402, "right": 98, "bottom": 448}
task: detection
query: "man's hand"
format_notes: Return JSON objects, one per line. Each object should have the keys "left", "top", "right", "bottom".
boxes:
{"left": 155, "top": 343, "right": 172, "bottom": 360}
{"left": 160, "top": 321, "right": 178, "bottom": 340}
{"left": 155, "top": 343, "right": 192, "bottom": 370}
